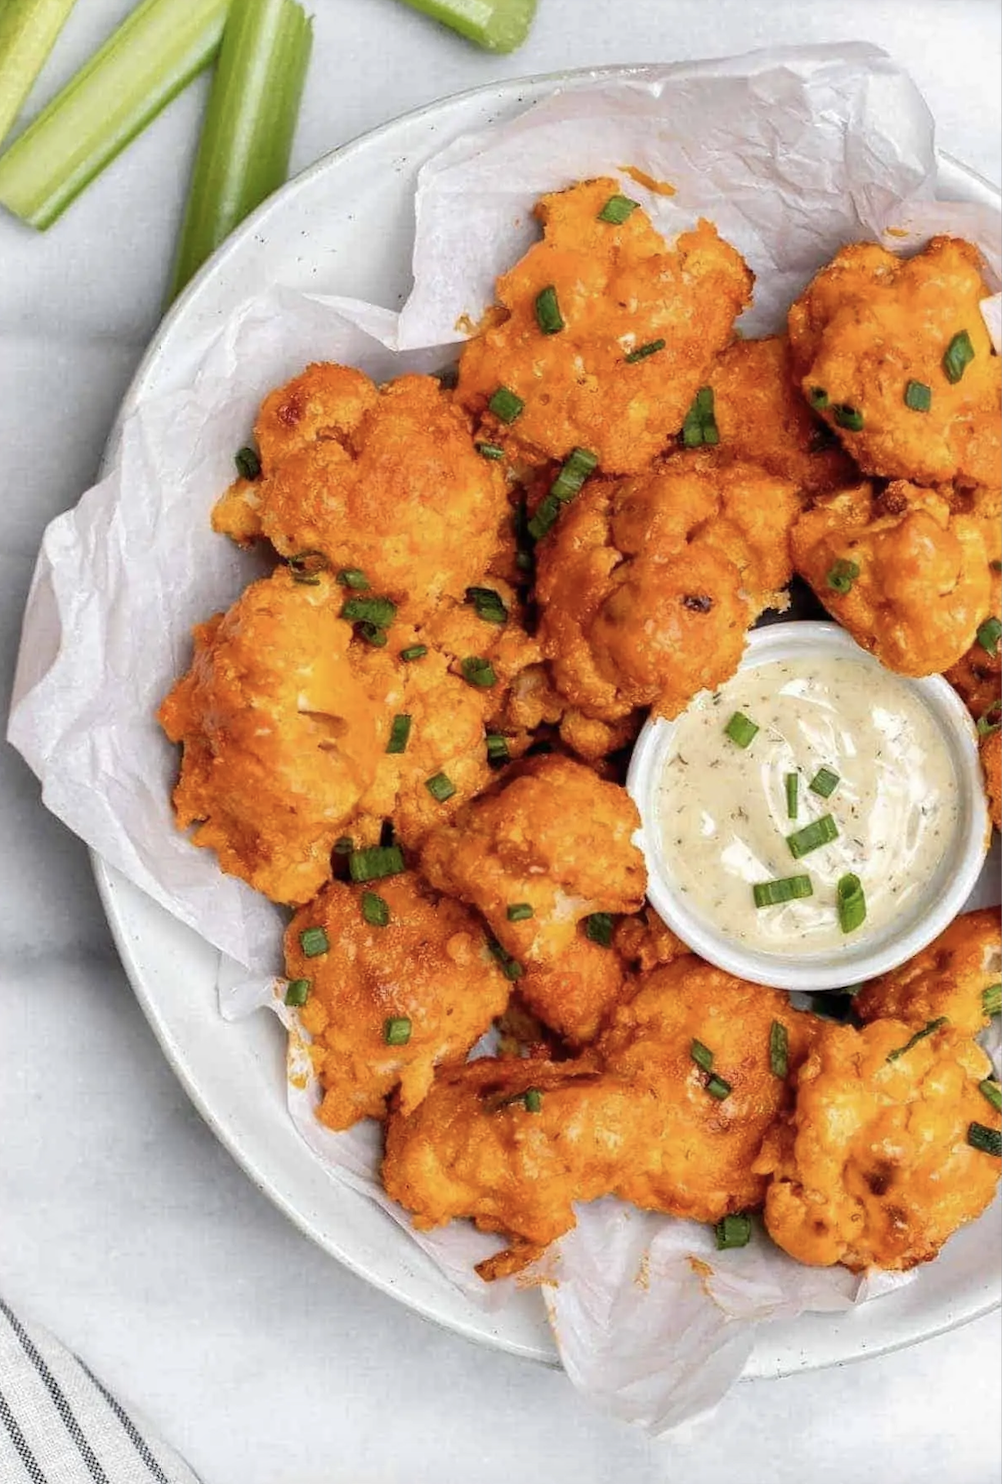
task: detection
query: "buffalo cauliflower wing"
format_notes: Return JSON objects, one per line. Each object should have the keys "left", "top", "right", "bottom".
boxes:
{"left": 790, "top": 480, "right": 992, "bottom": 675}
{"left": 757, "top": 1018, "right": 1001, "bottom": 1270}
{"left": 983, "top": 725, "right": 1002, "bottom": 831}
{"left": 456, "top": 177, "right": 752, "bottom": 473}
{"left": 518, "top": 927, "right": 633, "bottom": 1046}
{"left": 855, "top": 908, "right": 1001, "bottom": 1037}
{"left": 945, "top": 488, "right": 1001, "bottom": 721}
{"left": 787, "top": 236, "right": 1001, "bottom": 488}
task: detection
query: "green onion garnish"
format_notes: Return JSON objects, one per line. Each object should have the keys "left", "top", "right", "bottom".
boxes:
{"left": 384, "top": 1016, "right": 411, "bottom": 1046}
{"left": 337, "top": 567, "right": 369, "bottom": 590}
{"left": 523, "top": 1088, "right": 543, "bottom": 1113}
{"left": 361, "top": 891, "right": 389, "bottom": 928}
{"left": 977, "top": 617, "right": 1002, "bottom": 657}
{"left": 476, "top": 442, "right": 505, "bottom": 460}
{"left": 284, "top": 978, "right": 310, "bottom": 1006}
{"left": 826, "top": 558, "right": 860, "bottom": 595}
{"left": 809, "top": 766, "right": 840, "bottom": 799}
{"left": 394, "top": 0, "right": 537, "bottom": 54}
{"left": 769, "top": 1021, "right": 789, "bottom": 1078}
{"left": 333, "top": 835, "right": 354, "bottom": 855}
{"left": 527, "top": 492, "right": 561, "bottom": 542}
{"left": 691, "top": 1039, "right": 714, "bottom": 1073}
{"left": 550, "top": 446, "right": 599, "bottom": 503}
{"left": 724, "top": 711, "right": 759, "bottom": 748}
{"left": 488, "top": 386, "right": 524, "bottom": 424}
{"left": 357, "top": 622, "right": 388, "bottom": 647}
{"left": 983, "top": 983, "right": 1001, "bottom": 1017}
{"left": 808, "top": 387, "right": 829, "bottom": 410}
{"left": 886, "top": 1016, "right": 948, "bottom": 1062}
{"left": 979, "top": 1079, "right": 1002, "bottom": 1114}
{"left": 714, "top": 1213, "right": 752, "bottom": 1250}
{"left": 832, "top": 404, "right": 864, "bottom": 432}
{"left": 234, "top": 445, "right": 261, "bottom": 480}
{"left": 299, "top": 926, "right": 329, "bottom": 957}
{"left": 506, "top": 903, "right": 534, "bottom": 922}
{"left": 341, "top": 595, "right": 396, "bottom": 627}
{"left": 386, "top": 714, "right": 412, "bottom": 754}
{"left": 943, "top": 330, "right": 975, "bottom": 384}
{"left": 465, "top": 586, "right": 508, "bottom": 625}
{"left": 785, "top": 772, "right": 799, "bottom": 820}
{"left": 485, "top": 733, "right": 510, "bottom": 768}
{"left": 348, "top": 844, "right": 405, "bottom": 883}
{"left": 400, "top": 645, "right": 428, "bottom": 663}
{"left": 460, "top": 656, "right": 497, "bottom": 689}
{"left": 584, "top": 913, "right": 614, "bottom": 947}
{"left": 837, "top": 873, "right": 866, "bottom": 935}
{"left": 967, "top": 1122, "right": 1001, "bottom": 1157}
{"left": 624, "top": 338, "right": 666, "bottom": 364}
{"left": 977, "top": 706, "right": 1002, "bottom": 738}
{"left": 534, "top": 284, "right": 565, "bottom": 335}
{"left": 753, "top": 875, "right": 813, "bottom": 908}
{"left": 597, "top": 194, "right": 638, "bottom": 224}
{"left": 706, "top": 1074, "right": 732, "bottom": 1101}
{"left": 681, "top": 386, "right": 719, "bottom": 447}
{"left": 904, "top": 380, "right": 932, "bottom": 412}
{"left": 425, "top": 771, "right": 456, "bottom": 803}
{"left": 786, "top": 814, "right": 838, "bottom": 859}
{"left": 486, "top": 934, "right": 523, "bottom": 981}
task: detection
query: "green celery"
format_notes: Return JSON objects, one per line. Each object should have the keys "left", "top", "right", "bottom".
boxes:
{"left": 0, "top": 0, "right": 79, "bottom": 150}
{"left": 395, "top": 0, "right": 537, "bottom": 53}
{"left": 167, "top": 0, "right": 312, "bottom": 300}
{"left": 0, "top": 0, "right": 229, "bottom": 230}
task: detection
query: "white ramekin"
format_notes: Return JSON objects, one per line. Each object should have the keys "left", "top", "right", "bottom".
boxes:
{"left": 626, "top": 621, "right": 991, "bottom": 992}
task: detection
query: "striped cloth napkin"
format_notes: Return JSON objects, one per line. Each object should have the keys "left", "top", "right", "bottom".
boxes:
{"left": 1, "top": 1297, "right": 201, "bottom": 1484}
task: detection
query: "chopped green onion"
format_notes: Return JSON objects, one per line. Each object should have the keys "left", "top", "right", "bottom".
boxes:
{"left": 597, "top": 194, "right": 638, "bottom": 224}
{"left": 460, "top": 656, "right": 497, "bottom": 689}
{"left": 168, "top": 0, "right": 313, "bottom": 298}
{"left": 485, "top": 733, "right": 510, "bottom": 768}
{"left": 341, "top": 595, "right": 396, "bottom": 627}
{"left": 769, "top": 1021, "right": 789, "bottom": 1078}
{"left": 979, "top": 1079, "right": 1002, "bottom": 1114}
{"left": 753, "top": 875, "right": 813, "bottom": 908}
{"left": 288, "top": 550, "right": 327, "bottom": 578}
{"left": 527, "top": 492, "right": 561, "bottom": 542}
{"left": 299, "top": 926, "right": 329, "bottom": 957}
{"left": 808, "top": 387, "right": 829, "bottom": 411}
{"left": 550, "top": 446, "right": 598, "bottom": 503}
{"left": 425, "top": 771, "right": 456, "bottom": 803}
{"left": 0, "top": 0, "right": 228, "bottom": 230}
{"left": 486, "top": 934, "right": 523, "bottom": 981}
{"left": 337, "top": 567, "right": 369, "bottom": 590}
{"left": 488, "top": 386, "right": 524, "bottom": 424}
{"left": 785, "top": 772, "right": 799, "bottom": 820}
{"left": 809, "top": 766, "right": 841, "bottom": 799}
{"left": 534, "top": 284, "right": 565, "bottom": 335}
{"left": 977, "top": 706, "right": 1002, "bottom": 738}
{"left": 284, "top": 978, "right": 310, "bottom": 1006}
{"left": 384, "top": 1016, "right": 411, "bottom": 1046}
{"left": 786, "top": 814, "right": 838, "bottom": 859}
{"left": 681, "top": 386, "right": 719, "bottom": 448}
{"left": 333, "top": 835, "right": 354, "bottom": 855}
{"left": 400, "top": 645, "right": 428, "bottom": 663}
{"left": 234, "top": 445, "right": 261, "bottom": 480}
{"left": 724, "top": 711, "right": 759, "bottom": 748}
{"left": 967, "top": 1122, "right": 1001, "bottom": 1157}
{"left": 0, "top": 0, "right": 79, "bottom": 151}
{"left": 357, "top": 622, "right": 388, "bottom": 647}
{"left": 624, "top": 338, "right": 666, "bottom": 364}
{"left": 361, "top": 891, "right": 390, "bottom": 928}
{"left": 386, "top": 714, "right": 412, "bottom": 754}
{"left": 393, "top": 0, "right": 537, "bottom": 53}
{"left": 832, "top": 404, "right": 864, "bottom": 432}
{"left": 523, "top": 1087, "right": 543, "bottom": 1113}
{"left": 476, "top": 442, "right": 505, "bottom": 460}
{"left": 465, "top": 586, "right": 508, "bottom": 625}
{"left": 826, "top": 558, "right": 860, "bottom": 595}
{"left": 943, "top": 330, "right": 975, "bottom": 384}
{"left": 690, "top": 1039, "right": 714, "bottom": 1073}
{"left": 837, "top": 873, "right": 866, "bottom": 935}
{"left": 706, "top": 1074, "right": 732, "bottom": 1101}
{"left": 886, "top": 1016, "right": 948, "bottom": 1062}
{"left": 977, "top": 617, "right": 1001, "bottom": 657}
{"left": 983, "top": 983, "right": 1001, "bottom": 1017}
{"left": 506, "top": 903, "right": 533, "bottom": 922}
{"left": 584, "top": 912, "right": 614, "bottom": 947}
{"left": 904, "top": 380, "right": 932, "bottom": 413}
{"left": 348, "top": 844, "right": 405, "bottom": 883}
{"left": 714, "top": 1213, "right": 752, "bottom": 1250}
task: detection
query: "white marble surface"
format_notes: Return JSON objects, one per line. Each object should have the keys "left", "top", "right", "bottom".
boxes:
{"left": 1, "top": 2, "right": 1000, "bottom": 1480}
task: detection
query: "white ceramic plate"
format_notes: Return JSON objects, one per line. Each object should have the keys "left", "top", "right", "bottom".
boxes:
{"left": 93, "top": 66, "right": 1001, "bottom": 1376}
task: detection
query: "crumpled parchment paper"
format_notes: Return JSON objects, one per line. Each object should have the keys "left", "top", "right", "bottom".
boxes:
{"left": 8, "top": 43, "right": 1001, "bottom": 1434}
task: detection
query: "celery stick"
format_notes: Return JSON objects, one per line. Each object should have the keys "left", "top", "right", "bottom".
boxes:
{"left": 167, "top": 0, "right": 312, "bottom": 301}
{"left": 0, "top": 0, "right": 229, "bottom": 230}
{"left": 395, "top": 0, "right": 537, "bottom": 53}
{"left": 0, "top": 0, "right": 78, "bottom": 150}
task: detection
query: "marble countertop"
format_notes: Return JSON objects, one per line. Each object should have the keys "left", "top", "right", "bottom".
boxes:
{"left": 1, "top": 2, "right": 1000, "bottom": 1480}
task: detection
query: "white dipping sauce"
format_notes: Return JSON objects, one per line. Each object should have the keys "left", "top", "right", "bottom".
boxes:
{"left": 657, "top": 656, "right": 958, "bottom": 955}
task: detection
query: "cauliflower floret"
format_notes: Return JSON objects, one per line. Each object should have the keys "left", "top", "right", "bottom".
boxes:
{"left": 518, "top": 927, "right": 634, "bottom": 1046}
{"left": 855, "top": 908, "right": 1001, "bottom": 1037}
{"left": 945, "top": 487, "right": 1001, "bottom": 720}
{"left": 982, "top": 725, "right": 1002, "bottom": 832}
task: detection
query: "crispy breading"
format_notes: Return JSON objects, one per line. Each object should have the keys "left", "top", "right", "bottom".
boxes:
{"left": 157, "top": 569, "right": 392, "bottom": 905}
{"left": 614, "top": 908, "right": 692, "bottom": 974}
{"left": 855, "top": 909, "right": 1001, "bottom": 1037}
{"left": 213, "top": 368, "right": 508, "bottom": 619}
{"left": 709, "top": 335, "right": 857, "bottom": 495}
{"left": 596, "top": 957, "right": 816, "bottom": 1222}
{"left": 945, "top": 489, "right": 1001, "bottom": 720}
{"left": 535, "top": 453, "right": 800, "bottom": 722}
{"left": 983, "top": 725, "right": 1002, "bottom": 831}
{"left": 419, "top": 754, "right": 646, "bottom": 965}
{"left": 456, "top": 177, "right": 752, "bottom": 473}
{"left": 757, "top": 1018, "right": 1001, "bottom": 1270}
{"left": 790, "top": 480, "right": 992, "bottom": 675}
{"left": 287, "top": 874, "right": 509, "bottom": 1130}
{"left": 787, "top": 236, "right": 1001, "bottom": 487}
{"left": 519, "top": 927, "right": 634, "bottom": 1046}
